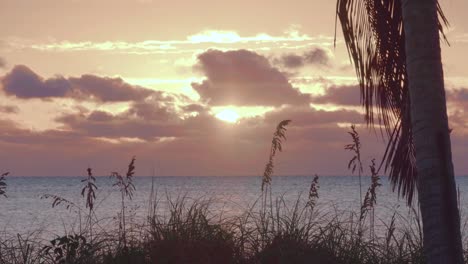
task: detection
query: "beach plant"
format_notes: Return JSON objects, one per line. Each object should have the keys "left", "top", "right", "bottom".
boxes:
{"left": 345, "top": 124, "right": 363, "bottom": 208}
{"left": 0, "top": 172, "right": 9, "bottom": 198}
{"left": 261, "top": 120, "right": 291, "bottom": 192}
{"left": 360, "top": 158, "right": 381, "bottom": 238}
{"left": 40, "top": 193, "right": 79, "bottom": 212}
{"left": 41, "top": 234, "right": 94, "bottom": 264}
{"left": 82, "top": 168, "right": 98, "bottom": 213}
{"left": 110, "top": 156, "right": 136, "bottom": 250}
{"left": 307, "top": 174, "right": 320, "bottom": 210}
{"left": 146, "top": 195, "right": 238, "bottom": 264}
{"left": 81, "top": 167, "right": 98, "bottom": 238}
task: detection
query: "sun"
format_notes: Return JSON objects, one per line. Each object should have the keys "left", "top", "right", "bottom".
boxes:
{"left": 215, "top": 109, "right": 240, "bottom": 123}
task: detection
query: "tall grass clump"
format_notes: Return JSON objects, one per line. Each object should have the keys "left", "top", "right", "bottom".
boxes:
{"left": 145, "top": 195, "right": 239, "bottom": 264}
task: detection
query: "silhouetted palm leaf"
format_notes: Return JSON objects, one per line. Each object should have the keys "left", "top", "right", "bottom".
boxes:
{"left": 335, "top": 0, "right": 448, "bottom": 204}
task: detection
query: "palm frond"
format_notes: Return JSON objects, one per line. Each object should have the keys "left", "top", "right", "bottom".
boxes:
{"left": 335, "top": 0, "right": 448, "bottom": 204}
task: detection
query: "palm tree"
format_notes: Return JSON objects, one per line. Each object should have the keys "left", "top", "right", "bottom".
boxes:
{"left": 335, "top": 0, "right": 463, "bottom": 263}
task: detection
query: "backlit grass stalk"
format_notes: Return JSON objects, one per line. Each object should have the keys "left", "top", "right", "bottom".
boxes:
{"left": 81, "top": 167, "right": 98, "bottom": 239}
{"left": 261, "top": 120, "right": 291, "bottom": 192}
{"left": 360, "top": 159, "right": 381, "bottom": 239}
{"left": 0, "top": 172, "right": 9, "bottom": 198}
{"left": 307, "top": 175, "right": 320, "bottom": 212}
{"left": 261, "top": 119, "right": 291, "bottom": 240}
{"left": 345, "top": 125, "right": 364, "bottom": 210}
{"left": 110, "top": 156, "right": 136, "bottom": 250}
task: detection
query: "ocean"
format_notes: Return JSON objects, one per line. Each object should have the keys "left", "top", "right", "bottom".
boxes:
{"left": 1, "top": 176, "right": 468, "bottom": 238}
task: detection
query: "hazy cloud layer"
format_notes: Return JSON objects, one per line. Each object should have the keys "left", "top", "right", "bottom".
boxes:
{"left": 192, "top": 49, "right": 310, "bottom": 106}
{"left": 0, "top": 99, "right": 467, "bottom": 176}
{"left": 1, "top": 65, "right": 161, "bottom": 102}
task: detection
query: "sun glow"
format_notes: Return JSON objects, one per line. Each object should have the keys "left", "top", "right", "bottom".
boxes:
{"left": 215, "top": 109, "right": 240, "bottom": 123}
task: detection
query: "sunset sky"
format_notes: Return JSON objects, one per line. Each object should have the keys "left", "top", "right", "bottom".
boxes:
{"left": 0, "top": 0, "right": 467, "bottom": 176}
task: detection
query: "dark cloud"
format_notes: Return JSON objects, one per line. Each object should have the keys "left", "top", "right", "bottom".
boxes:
{"left": 0, "top": 105, "right": 19, "bottom": 114}
{"left": 1, "top": 65, "right": 71, "bottom": 98}
{"left": 68, "top": 75, "right": 154, "bottom": 102}
{"left": 1, "top": 65, "right": 162, "bottom": 102}
{"left": 277, "top": 48, "right": 330, "bottom": 69}
{"left": 182, "top": 104, "right": 206, "bottom": 113}
{"left": 311, "top": 84, "right": 361, "bottom": 106}
{"left": 192, "top": 49, "right": 310, "bottom": 106}
{"left": 280, "top": 54, "right": 304, "bottom": 68}
{"left": 55, "top": 100, "right": 183, "bottom": 140}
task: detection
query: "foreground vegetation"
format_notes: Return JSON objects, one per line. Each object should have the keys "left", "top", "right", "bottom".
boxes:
{"left": 0, "top": 185, "right": 434, "bottom": 264}
{"left": 1, "top": 174, "right": 468, "bottom": 264}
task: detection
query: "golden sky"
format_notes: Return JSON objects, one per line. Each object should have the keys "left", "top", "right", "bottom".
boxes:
{"left": 0, "top": 0, "right": 467, "bottom": 176}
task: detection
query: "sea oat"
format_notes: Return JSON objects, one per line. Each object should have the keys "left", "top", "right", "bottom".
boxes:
{"left": 307, "top": 175, "right": 320, "bottom": 209}
{"left": 262, "top": 120, "right": 291, "bottom": 191}
{"left": 81, "top": 168, "right": 98, "bottom": 211}
{"left": 0, "top": 172, "right": 9, "bottom": 198}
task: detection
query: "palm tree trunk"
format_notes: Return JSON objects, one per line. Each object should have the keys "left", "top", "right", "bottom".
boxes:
{"left": 400, "top": 0, "right": 463, "bottom": 263}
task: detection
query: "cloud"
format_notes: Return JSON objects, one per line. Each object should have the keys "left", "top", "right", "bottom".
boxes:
{"left": 0, "top": 57, "right": 6, "bottom": 69}
{"left": 311, "top": 84, "right": 361, "bottom": 106}
{"left": 55, "top": 99, "right": 184, "bottom": 140}
{"left": 448, "top": 88, "right": 468, "bottom": 106}
{"left": 277, "top": 48, "right": 331, "bottom": 68}
{"left": 13, "top": 29, "right": 322, "bottom": 54}
{"left": 1, "top": 65, "right": 162, "bottom": 102}
{"left": 181, "top": 104, "right": 207, "bottom": 113}
{"left": 263, "top": 106, "right": 364, "bottom": 126}
{"left": 68, "top": 75, "right": 155, "bottom": 102}
{"left": 447, "top": 88, "right": 468, "bottom": 134}
{"left": 1, "top": 65, "right": 71, "bottom": 98}
{"left": 0, "top": 105, "right": 19, "bottom": 114}
{"left": 192, "top": 49, "right": 310, "bottom": 106}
